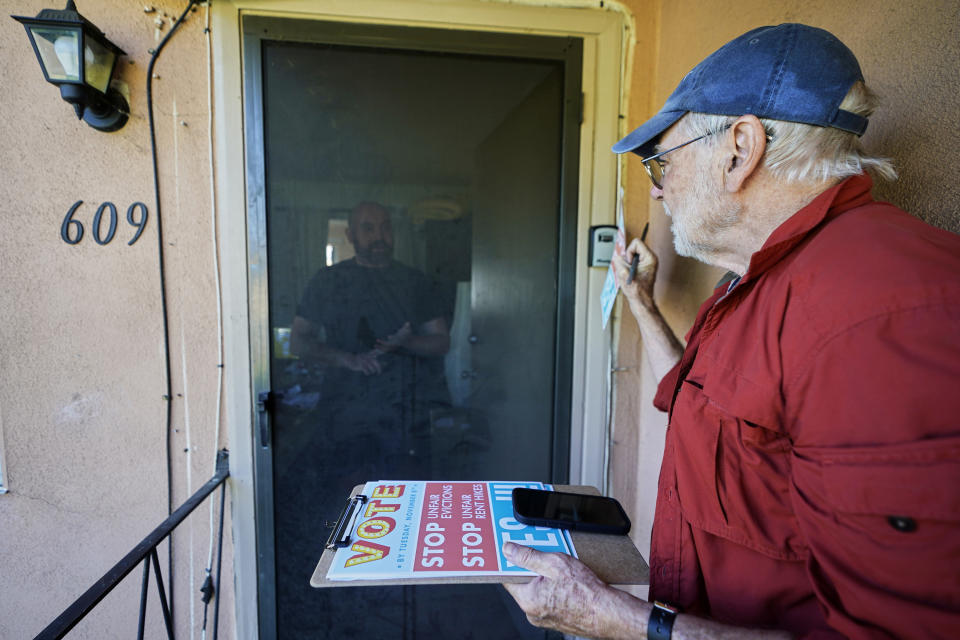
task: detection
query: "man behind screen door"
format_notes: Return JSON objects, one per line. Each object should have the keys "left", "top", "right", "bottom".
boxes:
{"left": 276, "top": 202, "right": 452, "bottom": 637}
{"left": 290, "top": 201, "right": 451, "bottom": 480}
{"left": 501, "top": 23, "right": 960, "bottom": 640}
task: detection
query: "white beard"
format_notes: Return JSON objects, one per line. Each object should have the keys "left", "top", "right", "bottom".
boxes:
{"left": 663, "top": 168, "right": 741, "bottom": 263}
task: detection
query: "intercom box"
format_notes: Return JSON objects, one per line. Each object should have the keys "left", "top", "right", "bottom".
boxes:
{"left": 588, "top": 225, "right": 618, "bottom": 267}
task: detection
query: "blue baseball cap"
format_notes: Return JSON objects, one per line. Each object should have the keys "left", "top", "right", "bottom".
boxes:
{"left": 613, "top": 23, "right": 868, "bottom": 157}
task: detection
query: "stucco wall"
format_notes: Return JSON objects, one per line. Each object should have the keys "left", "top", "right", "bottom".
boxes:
{"left": 0, "top": 1, "right": 233, "bottom": 638}
{"left": 611, "top": 0, "right": 960, "bottom": 599}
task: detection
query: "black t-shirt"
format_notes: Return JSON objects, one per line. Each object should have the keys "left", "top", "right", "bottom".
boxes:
{"left": 298, "top": 259, "right": 447, "bottom": 354}
{"left": 296, "top": 259, "right": 452, "bottom": 431}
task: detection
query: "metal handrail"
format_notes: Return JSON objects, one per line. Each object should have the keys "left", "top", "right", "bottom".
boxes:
{"left": 35, "top": 449, "right": 230, "bottom": 640}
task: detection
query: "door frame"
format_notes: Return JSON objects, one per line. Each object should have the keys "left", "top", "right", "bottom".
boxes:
{"left": 245, "top": 18, "right": 582, "bottom": 635}
{"left": 211, "top": 2, "right": 629, "bottom": 637}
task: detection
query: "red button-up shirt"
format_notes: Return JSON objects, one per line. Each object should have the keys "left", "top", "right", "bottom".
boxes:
{"left": 650, "top": 174, "right": 960, "bottom": 638}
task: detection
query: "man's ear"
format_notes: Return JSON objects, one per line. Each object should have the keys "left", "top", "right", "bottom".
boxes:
{"left": 345, "top": 225, "right": 355, "bottom": 245}
{"left": 723, "top": 115, "right": 767, "bottom": 192}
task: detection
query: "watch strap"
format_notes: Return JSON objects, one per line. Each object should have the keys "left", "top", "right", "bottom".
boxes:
{"left": 647, "top": 601, "right": 678, "bottom": 640}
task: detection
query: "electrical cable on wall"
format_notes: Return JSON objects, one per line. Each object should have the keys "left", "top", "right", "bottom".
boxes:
{"left": 607, "top": 2, "right": 636, "bottom": 497}
{"left": 146, "top": 0, "right": 200, "bottom": 626}
{"left": 201, "top": 1, "right": 227, "bottom": 636}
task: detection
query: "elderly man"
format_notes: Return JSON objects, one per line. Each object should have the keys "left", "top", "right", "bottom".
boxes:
{"left": 503, "top": 24, "right": 960, "bottom": 639}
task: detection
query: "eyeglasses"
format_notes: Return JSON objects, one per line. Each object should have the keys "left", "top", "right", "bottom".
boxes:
{"left": 640, "top": 124, "right": 732, "bottom": 189}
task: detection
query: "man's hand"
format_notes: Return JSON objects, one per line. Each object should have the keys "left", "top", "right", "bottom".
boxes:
{"left": 291, "top": 315, "right": 380, "bottom": 373}
{"left": 610, "top": 235, "right": 684, "bottom": 381}
{"left": 613, "top": 236, "right": 659, "bottom": 310}
{"left": 502, "top": 543, "right": 795, "bottom": 640}
{"left": 501, "top": 542, "right": 649, "bottom": 639}
{"left": 376, "top": 321, "right": 413, "bottom": 353}
{"left": 339, "top": 350, "right": 383, "bottom": 375}
{"left": 378, "top": 318, "right": 450, "bottom": 357}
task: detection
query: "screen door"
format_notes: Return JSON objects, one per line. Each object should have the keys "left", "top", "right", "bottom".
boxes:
{"left": 244, "top": 17, "right": 581, "bottom": 639}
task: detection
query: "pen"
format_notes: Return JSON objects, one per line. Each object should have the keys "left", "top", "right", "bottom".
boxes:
{"left": 627, "top": 222, "right": 649, "bottom": 284}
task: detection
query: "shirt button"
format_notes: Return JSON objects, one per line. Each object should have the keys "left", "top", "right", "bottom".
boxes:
{"left": 887, "top": 516, "right": 917, "bottom": 532}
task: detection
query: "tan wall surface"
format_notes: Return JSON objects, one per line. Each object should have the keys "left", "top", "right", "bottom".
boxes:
{"left": 0, "top": 1, "right": 234, "bottom": 638}
{"left": 611, "top": 0, "right": 960, "bottom": 598}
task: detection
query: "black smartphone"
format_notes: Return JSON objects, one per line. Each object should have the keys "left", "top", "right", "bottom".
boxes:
{"left": 511, "top": 488, "right": 631, "bottom": 535}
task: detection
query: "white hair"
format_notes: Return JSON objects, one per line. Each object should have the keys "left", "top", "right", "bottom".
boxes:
{"left": 679, "top": 82, "right": 897, "bottom": 184}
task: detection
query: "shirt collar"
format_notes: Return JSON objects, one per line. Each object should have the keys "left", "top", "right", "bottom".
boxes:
{"left": 738, "top": 173, "right": 875, "bottom": 288}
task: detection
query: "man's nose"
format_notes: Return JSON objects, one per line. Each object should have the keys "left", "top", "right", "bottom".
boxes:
{"left": 650, "top": 184, "right": 664, "bottom": 200}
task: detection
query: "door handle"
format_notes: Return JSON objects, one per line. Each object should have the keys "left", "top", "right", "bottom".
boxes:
{"left": 460, "top": 370, "right": 478, "bottom": 379}
{"left": 256, "top": 390, "right": 283, "bottom": 448}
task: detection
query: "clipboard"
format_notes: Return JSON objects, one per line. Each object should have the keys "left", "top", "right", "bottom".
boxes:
{"left": 310, "top": 484, "right": 649, "bottom": 587}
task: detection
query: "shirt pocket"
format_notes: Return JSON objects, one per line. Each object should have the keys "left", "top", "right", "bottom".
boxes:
{"left": 792, "top": 438, "right": 960, "bottom": 615}
{"left": 672, "top": 376, "right": 806, "bottom": 561}
{"left": 799, "top": 438, "right": 960, "bottom": 542}
{"left": 672, "top": 379, "right": 728, "bottom": 530}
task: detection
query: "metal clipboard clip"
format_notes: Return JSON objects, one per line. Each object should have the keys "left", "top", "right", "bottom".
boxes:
{"left": 325, "top": 493, "right": 368, "bottom": 550}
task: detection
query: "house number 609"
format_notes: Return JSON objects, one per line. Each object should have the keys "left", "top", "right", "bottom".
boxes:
{"left": 61, "top": 200, "right": 149, "bottom": 246}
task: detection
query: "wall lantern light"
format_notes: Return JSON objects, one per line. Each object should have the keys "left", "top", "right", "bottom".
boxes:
{"left": 12, "top": 0, "right": 128, "bottom": 132}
